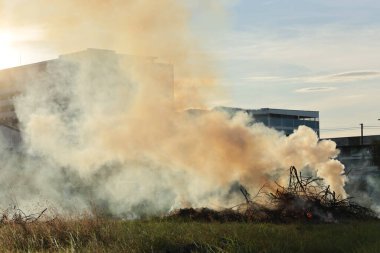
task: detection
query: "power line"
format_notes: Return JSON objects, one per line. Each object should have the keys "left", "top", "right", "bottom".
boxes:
{"left": 321, "top": 125, "right": 380, "bottom": 132}
{"left": 321, "top": 127, "right": 360, "bottom": 131}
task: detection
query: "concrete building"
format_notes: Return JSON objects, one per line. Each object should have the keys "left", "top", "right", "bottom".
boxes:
{"left": 0, "top": 61, "right": 50, "bottom": 129}
{"left": 216, "top": 107, "right": 320, "bottom": 136}
{"left": 327, "top": 135, "right": 380, "bottom": 176}
{"left": 0, "top": 48, "right": 174, "bottom": 148}
{"left": 0, "top": 48, "right": 174, "bottom": 124}
{"left": 326, "top": 135, "right": 380, "bottom": 205}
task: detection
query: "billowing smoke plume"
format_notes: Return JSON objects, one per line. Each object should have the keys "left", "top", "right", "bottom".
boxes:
{"left": 0, "top": 0, "right": 346, "bottom": 216}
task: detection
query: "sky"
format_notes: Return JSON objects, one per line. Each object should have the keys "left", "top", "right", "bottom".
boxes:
{"left": 0, "top": 0, "right": 380, "bottom": 138}
{"left": 206, "top": 0, "right": 380, "bottom": 138}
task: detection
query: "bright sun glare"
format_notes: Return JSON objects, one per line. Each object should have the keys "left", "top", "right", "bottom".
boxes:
{"left": 0, "top": 31, "right": 21, "bottom": 69}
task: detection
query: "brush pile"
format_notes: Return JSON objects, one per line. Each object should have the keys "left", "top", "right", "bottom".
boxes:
{"left": 168, "top": 166, "right": 377, "bottom": 223}
{"left": 263, "top": 166, "right": 376, "bottom": 222}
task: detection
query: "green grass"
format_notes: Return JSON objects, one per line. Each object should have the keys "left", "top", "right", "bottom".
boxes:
{"left": 0, "top": 218, "right": 379, "bottom": 252}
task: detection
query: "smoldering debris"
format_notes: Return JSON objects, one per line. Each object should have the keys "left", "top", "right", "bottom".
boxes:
{"left": 265, "top": 166, "right": 376, "bottom": 222}
{"left": 168, "top": 166, "right": 377, "bottom": 223}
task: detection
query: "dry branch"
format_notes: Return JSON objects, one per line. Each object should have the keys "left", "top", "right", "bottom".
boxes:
{"left": 168, "top": 166, "right": 377, "bottom": 223}
{"left": 0, "top": 206, "right": 48, "bottom": 225}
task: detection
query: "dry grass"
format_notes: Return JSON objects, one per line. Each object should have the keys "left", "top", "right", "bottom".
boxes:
{"left": 0, "top": 167, "right": 377, "bottom": 252}
{"left": 0, "top": 217, "right": 378, "bottom": 252}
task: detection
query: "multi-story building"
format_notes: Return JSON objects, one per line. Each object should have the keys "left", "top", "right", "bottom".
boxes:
{"left": 216, "top": 107, "right": 320, "bottom": 137}
{"left": 326, "top": 135, "right": 380, "bottom": 205}
{"left": 329, "top": 135, "right": 380, "bottom": 173}
{"left": 0, "top": 48, "right": 174, "bottom": 148}
{"left": 0, "top": 61, "right": 50, "bottom": 129}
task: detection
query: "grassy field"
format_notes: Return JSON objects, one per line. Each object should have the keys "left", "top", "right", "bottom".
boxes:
{"left": 0, "top": 218, "right": 379, "bottom": 252}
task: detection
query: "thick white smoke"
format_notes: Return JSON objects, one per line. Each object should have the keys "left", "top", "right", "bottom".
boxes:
{"left": 0, "top": 0, "right": 347, "bottom": 216}
{"left": 9, "top": 52, "right": 346, "bottom": 216}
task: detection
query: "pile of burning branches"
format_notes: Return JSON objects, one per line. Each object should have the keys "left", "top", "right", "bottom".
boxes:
{"left": 169, "top": 166, "right": 377, "bottom": 223}
{"left": 262, "top": 166, "right": 376, "bottom": 222}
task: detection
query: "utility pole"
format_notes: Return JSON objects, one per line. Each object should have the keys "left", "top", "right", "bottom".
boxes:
{"left": 360, "top": 123, "right": 364, "bottom": 145}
